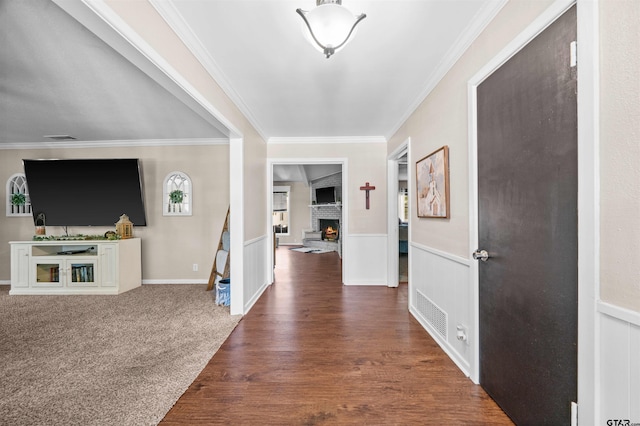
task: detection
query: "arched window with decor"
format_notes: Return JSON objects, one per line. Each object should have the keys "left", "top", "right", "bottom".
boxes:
{"left": 6, "top": 173, "right": 31, "bottom": 217}
{"left": 163, "top": 171, "right": 192, "bottom": 216}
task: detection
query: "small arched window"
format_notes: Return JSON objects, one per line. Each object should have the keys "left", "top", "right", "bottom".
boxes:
{"left": 163, "top": 171, "right": 192, "bottom": 216}
{"left": 6, "top": 173, "right": 32, "bottom": 217}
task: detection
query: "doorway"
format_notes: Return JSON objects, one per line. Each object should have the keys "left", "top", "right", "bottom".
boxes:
{"left": 387, "top": 140, "right": 410, "bottom": 288}
{"left": 268, "top": 160, "right": 347, "bottom": 283}
{"left": 474, "top": 5, "right": 577, "bottom": 424}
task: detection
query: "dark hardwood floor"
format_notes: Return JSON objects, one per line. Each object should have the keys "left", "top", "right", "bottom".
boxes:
{"left": 161, "top": 247, "right": 512, "bottom": 425}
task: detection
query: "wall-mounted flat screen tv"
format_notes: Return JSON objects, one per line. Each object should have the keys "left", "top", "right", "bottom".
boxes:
{"left": 315, "top": 186, "right": 336, "bottom": 204}
{"left": 23, "top": 158, "right": 147, "bottom": 227}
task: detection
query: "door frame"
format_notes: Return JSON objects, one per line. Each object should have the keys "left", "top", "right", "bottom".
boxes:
{"left": 267, "top": 158, "right": 348, "bottom": 284}
{"left": 467, "top": 0, "right": 599, "bottom": 418}
{"left": 387, "top": 138, "right": 410, "bottom": 288}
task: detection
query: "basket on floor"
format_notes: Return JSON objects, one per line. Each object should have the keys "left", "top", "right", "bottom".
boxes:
{"left": 215, "top": 278, "right": 230, "bottom": 306}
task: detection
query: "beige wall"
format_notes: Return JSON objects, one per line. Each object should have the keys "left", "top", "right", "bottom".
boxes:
{"left": 599, "top": 0, "right": 640, "bottom": 311}
{"left": 0, "top": 144, "right": 229, "bottom": 281}
{"left": 389, "top": 0, "right": 554, "bottom": 258}
{"left": 274, "top": 181, "right": 311, "bottom": 245}
{"left": 105, "top": 0, "right": 268, "bottom": 242}
{"left": 268, "top": 142, "right": 388, "bottom": 234}
{"left": 242, "top": 132, "right": 268, "bottom": 240}
{"left": 389, "top": 0, "right": 640, "bottom": 311}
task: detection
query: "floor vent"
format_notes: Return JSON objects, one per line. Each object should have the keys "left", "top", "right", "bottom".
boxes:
{"left": 416, "top": 290, "right": 448, "bottom": 339}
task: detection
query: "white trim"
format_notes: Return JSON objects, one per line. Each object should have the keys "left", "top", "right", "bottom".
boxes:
{"left": 230, "top": 137, "right": 244, "bottom": 315}
{"left": 244, "top": 234, "right": 267, "bottom": 247}
{"left": 576, "top": 0, "right": 600, "bottom": 421}
{"left": 467, "top": 0, "right": 578, "bottom": 385}
{"left": 268, "top": 157, "right": 348, "bottom": 284}
{"left": 0, "top": 138, "right": 229, "bottom": 150}
{"left": 268, "top": 136, "right": 387, "bottom": 145}
{"left": 150, "top": 0, "right": 266, "bottom": 141}
{"left": 472, "top": 0, "right": 576, "bottom": 86}
{"left": 52, "top": 0, "right": 240, "bottom": 139}
{"left": 409, "top": 305, "right": 471, "bottom": 378}
{"left": 143, "top": 280, "right": 208, "bottom": 284}
{"left": 411, "top": 241, "right": 471, "bottom": 268}
{"left": 342, "top": 234, "right": 387, "bottom": 286}
{"left": 385, "top": 0, "right": 508, "bottom": 140}
{"left": 387, "top": 139, "right": 409, "bottom": 288}
{"left": 598, "top": 301, "right": 640, "bottom": 328}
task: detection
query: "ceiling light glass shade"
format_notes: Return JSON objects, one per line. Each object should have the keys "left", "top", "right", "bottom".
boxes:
{"left": 296, "top": 1, "right": 366, "bottom": 58}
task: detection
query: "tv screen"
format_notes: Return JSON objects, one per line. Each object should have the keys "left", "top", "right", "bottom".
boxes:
{"left": 23, "top": 158, "right": 147, "bottom": 227}
{"left": 315, "top": 186, "right": 335, "bottom": 204}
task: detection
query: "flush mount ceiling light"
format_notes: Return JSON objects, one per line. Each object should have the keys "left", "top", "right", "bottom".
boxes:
{"left": 296, "top": 0, "right": 366, "bottom": 59}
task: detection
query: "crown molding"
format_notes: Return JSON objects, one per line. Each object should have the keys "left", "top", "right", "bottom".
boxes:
{"left": 150, "top": 0, "right": 267, "bottom": 141}
{"left": 52, "top": 0, "right": 241, "bottom": 139}
{"left": 0, "top": 138, "right": 229, "bottom": 150}
{"left": 268, "top": 136, "right": 387, "bottom": 145}
{"left": 385, "top": 0, "right": 508, "bottom": 140}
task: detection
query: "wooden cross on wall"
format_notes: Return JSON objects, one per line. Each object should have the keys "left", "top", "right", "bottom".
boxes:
{"left": 359, "top": 182, "right": 376, "bottom": 209}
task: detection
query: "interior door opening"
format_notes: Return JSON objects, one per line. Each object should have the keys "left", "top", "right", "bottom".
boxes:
{"left": 269, "top": 161, "right": 345, "bottom": 282}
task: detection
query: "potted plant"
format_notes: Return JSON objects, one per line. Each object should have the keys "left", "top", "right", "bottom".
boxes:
{"left": 169, "top": 189, "right": 184, "bottom": 204}
{"left": 10, "top": 193, "right": 26, "bottom": 206}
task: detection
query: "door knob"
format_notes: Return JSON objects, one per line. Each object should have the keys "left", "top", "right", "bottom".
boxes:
{"left": 472, "top": 249, "right": 490, "bottom": 262}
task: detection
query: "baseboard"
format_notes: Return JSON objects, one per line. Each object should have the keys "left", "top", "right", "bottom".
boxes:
{"left": 244, "top": 280, "right": 270, "bottom": 313}
{"left": 142, "top": 279, "right": 209, "bottom": 285}
{"left": 410, "top": 305, "right": 471, "bottom": 378}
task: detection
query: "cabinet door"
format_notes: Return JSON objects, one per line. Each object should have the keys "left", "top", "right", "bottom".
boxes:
{"left": 32, "top": 258, "right": 64, "bottom": 288}
{"left": 11, "top": 245, "right": 30, "bottom": 288}
{"left": 67, "top": 258, "right": 99, "bottom": 287}
{"left": 100, "top": 244, "right": 118, "bottom": 287}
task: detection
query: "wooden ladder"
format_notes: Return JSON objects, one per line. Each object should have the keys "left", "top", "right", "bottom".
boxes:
{"left": 207, "top": 207, "right": 230, "bottom": 291}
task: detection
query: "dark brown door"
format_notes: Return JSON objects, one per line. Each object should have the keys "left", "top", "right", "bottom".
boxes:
{"left": 476, "top": 6, "right": 577, "bottom": 425}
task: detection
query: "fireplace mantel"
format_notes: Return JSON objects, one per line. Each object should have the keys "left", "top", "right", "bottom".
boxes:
{"left": 309, "top": 203, "right": 341, "bottom": 211}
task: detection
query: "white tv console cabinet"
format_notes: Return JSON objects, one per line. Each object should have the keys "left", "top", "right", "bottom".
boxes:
{"left": 9, "top": 238, "right": 141, "bottom": 295}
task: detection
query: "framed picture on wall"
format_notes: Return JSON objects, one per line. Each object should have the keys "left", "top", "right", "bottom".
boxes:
{"left": 416, "top": 145, "right": 450, "bottom": 218}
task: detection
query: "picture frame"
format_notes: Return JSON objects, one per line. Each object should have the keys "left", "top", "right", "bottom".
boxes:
{"left": 416, "top": 145, "right": 450, "bottom": 218}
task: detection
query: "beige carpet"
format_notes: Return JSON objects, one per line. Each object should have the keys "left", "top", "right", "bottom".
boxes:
{"left": 0, "top": 284, "right": 241, "bottom": 426}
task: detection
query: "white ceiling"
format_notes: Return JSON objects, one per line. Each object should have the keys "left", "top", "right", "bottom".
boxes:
{"left": 273, "top": 163, "right": 342, "bottom": 184}
{"left": 0, "top": 0, "right": 227, "bottom": 145}
{"left": 0, "top": 0, "right": 504, "bottom": 146}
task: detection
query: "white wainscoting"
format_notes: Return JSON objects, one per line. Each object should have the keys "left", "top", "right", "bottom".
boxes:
{"left": 409, "top": 242, "right": 473, "bottom": 376}
{"left": 243, "top": 235, "right": 270, "bottom": 313}
{"left": 598, "top": 301, "right": 640, "bottom": 424}
{"left": 343, "top": 234, "right": 387, "bottom": 286}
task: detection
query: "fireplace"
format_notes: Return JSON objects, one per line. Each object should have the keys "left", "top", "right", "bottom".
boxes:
{"left": 319, "top": 219, "right": 339, "bottom": 241}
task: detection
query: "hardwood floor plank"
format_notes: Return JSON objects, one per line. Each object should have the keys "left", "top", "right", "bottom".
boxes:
{"left": 161, "top": 248, "right": 512, "bottom": 425}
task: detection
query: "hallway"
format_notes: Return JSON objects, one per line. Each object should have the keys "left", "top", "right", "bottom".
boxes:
{"left": 161, "top": 247, "right": 512, "bottom": 424}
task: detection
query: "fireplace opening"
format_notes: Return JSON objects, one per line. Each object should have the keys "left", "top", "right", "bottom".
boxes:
{"left": 319, "top": 219, "right": 340, "bottom": 241}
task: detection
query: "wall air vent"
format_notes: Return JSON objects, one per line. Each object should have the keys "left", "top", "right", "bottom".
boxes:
{"left": 416, "top": 289, "right": 448, "bottom": 339}
{"left": 43, "top": 135, "right": 76, "bottom": 141}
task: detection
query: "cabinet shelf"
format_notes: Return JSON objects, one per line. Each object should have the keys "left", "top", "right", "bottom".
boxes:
{"left": 10, "top": 239, "right": 141, "bottom": 295}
